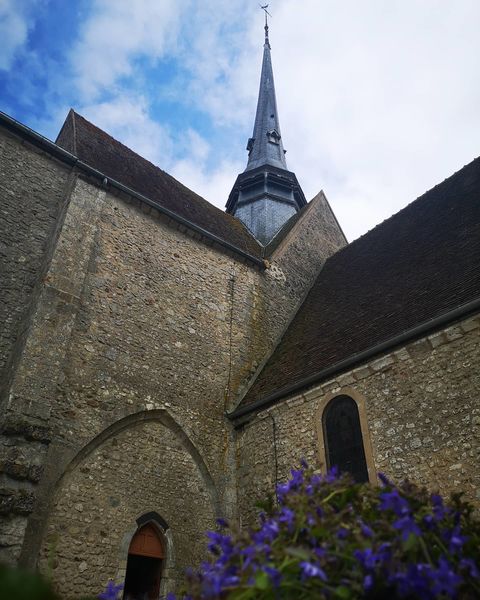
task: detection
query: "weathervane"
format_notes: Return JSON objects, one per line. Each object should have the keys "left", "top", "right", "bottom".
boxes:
{"left": 259, "top": 4, "right": 272, "bottom": 46}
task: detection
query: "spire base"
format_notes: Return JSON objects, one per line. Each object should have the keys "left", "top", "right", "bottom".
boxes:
{"left": 226, "top": 165, "right": 306, "bottom": 246}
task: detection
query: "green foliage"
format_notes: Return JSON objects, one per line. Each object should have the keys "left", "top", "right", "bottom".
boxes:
{"left": 0, "top": 564, "right": 59, "bottom": 600}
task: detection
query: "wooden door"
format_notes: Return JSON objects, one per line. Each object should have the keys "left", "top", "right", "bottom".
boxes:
{"left": 129, "top": 523, "right": 164, "bottom": 559}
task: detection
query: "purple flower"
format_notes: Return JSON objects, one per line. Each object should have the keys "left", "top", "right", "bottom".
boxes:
{"left": 363, "top": 574, "right": 374, "bottom": 591}
{"left": 300, "top": 561, "right": 327, "bottom": 581}
{"left": 279, "top": 507, "right": 295, "bottom": 530}
{"left": 393, "top": 515, "right": 421, "bottom": 540}
{"left": 254, "top": 518, "right": 279, "bottom": 544}
{"left": 354, "top": 544, "right": 391, "bottom": 570}
{"left": 431, "top": 493, "right": 447, "bottom": 522}
{"left": 241, "top": 544, "right": 259, "bottom": 571}
{"left": 206, "top": 531, "right": 234, "bottom": 558}
{"left": 276, "top": 482, "right": 290, "bottom": 499}
{"left": 445, "top": 525, "right": 467, "bottom": 554}
{"left": 336, "top": 526, "right": 349, "bottom": 540}
{"left": 379, "top": 489, "right": 410, "bottom": 516}
{"left": 388, "top": 563, "right": 431, "bottom": 598}
{"left": 216, "top": 517, "right": 229, "bottom": 528}
{"left": 300, "top": 458, "right": 309, "bottom": 469}
{"left": 325, "top": 466, "right": 339, "bottom": 483}
{"left": 378, "top": 472, "right": 392, "bottom": 486}
{"left": 460, "top": 558, "right": 480, "bottom": 579}
{"left": 360, "top": 522, "right": 374, "bottom": 538}
{"left": 289, "top": 468, "right": 304, "bottom": 489}
{"left": 313, "top": 547, "right": 327, "bottom": 559}
{"left": 429, "top": 557, "right": 462, "bottom": 597}
{"left": 264, "top": 566, "right": 282, "bottom": 587}
{"left": 98, "top": 581, "right": 123, "bottom": 600}
{"left": 423, "top": 514, "right": 435, "bottom": 529}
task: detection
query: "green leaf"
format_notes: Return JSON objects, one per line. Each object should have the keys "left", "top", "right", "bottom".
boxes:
{"left": 255, "top": 571, "right": 270, "bottom": 591}
{"left": 335, "top": 585, "right": 352, "bottom": 599}
{"left": 403, "top": 532, "right": 418, "bottom": 552}
{"left": 228, "top": 587, "right": 257, "bottom": 600}
{"left": 284, "top": 546, "right": 311, "bottom": 560}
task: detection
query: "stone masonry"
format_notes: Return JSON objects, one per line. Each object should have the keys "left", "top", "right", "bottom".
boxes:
{"left": 0, "top": 123, "right": 346, "bottom": 596}
{"left": 236, "top": 314, "right": 480, "bottom": 525}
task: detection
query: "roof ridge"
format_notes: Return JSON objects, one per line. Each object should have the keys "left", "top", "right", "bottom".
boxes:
{"left": 328, "top": 154, "right": 480, "bottom": 260}
{"left": 71, "top": 109, "right": 77, "bottom": 155}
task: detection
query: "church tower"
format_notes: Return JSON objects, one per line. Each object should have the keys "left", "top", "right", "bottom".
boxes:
{"left": 226, "top": 18, "right": 306, "bottom": 245}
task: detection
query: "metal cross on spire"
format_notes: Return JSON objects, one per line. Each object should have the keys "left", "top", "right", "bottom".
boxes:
{"left": 259, "top": 4, "right": 272, "bottom": 46}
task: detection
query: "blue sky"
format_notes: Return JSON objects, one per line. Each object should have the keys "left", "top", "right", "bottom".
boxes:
{"left": 1, "top": 0, "right": 480, "bottom": 240}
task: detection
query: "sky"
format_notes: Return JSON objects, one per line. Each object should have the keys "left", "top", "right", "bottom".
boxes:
{"left": 1, "top": 0, "right": 480, "bottom": 241}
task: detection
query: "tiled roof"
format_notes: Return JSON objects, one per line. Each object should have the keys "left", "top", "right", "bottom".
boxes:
{"left": 239, "top": 155, "right": 480, "bottom": 410}
{"left": 56, "top": 110, "right": 263, "bottom": 259}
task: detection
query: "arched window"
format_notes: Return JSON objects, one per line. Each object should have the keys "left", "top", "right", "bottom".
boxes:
{"left": 322, "top": 395, "right": 369, "bottom": 483}
{"left": 123, "top": 523, "right": 164, "bottom": 600}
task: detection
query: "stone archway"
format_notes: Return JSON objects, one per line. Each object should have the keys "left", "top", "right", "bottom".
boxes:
{"left": 37, "top": 411, "right": 218, "bottom": 599}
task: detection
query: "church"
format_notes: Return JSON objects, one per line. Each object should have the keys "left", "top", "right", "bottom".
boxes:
{"left": 0, "top": 18, "right": 479, "bottom": 600}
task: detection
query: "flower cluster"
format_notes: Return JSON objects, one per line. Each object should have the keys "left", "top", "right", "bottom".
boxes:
{"left": 172, "top": 464, "right": 480, "bottom": 599}
{"left": 97, "top": 580, "right": 123, "bottom": 600}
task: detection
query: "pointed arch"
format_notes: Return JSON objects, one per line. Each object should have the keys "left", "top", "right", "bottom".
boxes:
{"left": 58, "top": 409, "right": 220, "bottom": 515}
{"left": 23, "top": 409, "right": 220, "bottom": 572}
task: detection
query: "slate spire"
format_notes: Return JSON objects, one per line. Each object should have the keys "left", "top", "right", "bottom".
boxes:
{"left": 226, "top": 18, "right": 306, "bottom": 246}
{"left": 245, "top": 20, "right": 288, "bottom": 172}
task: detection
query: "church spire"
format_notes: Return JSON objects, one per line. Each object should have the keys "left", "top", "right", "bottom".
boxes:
{"left": 226, "top": 14, "right": 306, "bottom": 246}
{"left": 245, "top": 14, "right": 287, "bottom": 172}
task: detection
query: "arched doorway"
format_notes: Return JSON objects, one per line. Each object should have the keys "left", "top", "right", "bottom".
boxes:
{"left": 123, "top": 523, "right": 164, "bottom": 600}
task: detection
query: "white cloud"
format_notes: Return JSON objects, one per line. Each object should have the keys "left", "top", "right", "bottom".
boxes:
{"left": 78, "top": 95, "right": 174, "bottom": 168}
{"left": 0, "top": 0, "right": 38, "bottom": 70}
{"left": 163, "top": 0, "right": 480, "bottom": 240}
{"left": 63, "top": 0, "right": 480, "bottom": 240}
{"left": 71, "top": 0, "right": 184, "bottom": 100}
{"left": 171, "top": 157, "right": 243, "bottom": 209}
{"left": 271, "top": 0, "right": 480, "bottom": 239}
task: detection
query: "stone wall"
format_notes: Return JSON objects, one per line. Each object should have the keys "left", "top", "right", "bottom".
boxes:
{"left": 38, "top": 416, "right": 215, "bottom": 599}
{"left": 0, "top": 122, "right": 345, "bottom": 592}
{"left": 0, "top": 128, "right": 74, "bottom": 564}
{"left": 0, "top": 127, "right": 71, "bottom": 394}
{"left": 236, "top": 314, "right": 480, "bottom": 525}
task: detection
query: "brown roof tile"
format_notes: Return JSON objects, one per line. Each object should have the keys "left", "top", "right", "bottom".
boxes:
{"left": 239, "top": 155, "right": 480, "bottom": 409}
{"left": 56, "top": 110, "right": 263, "bottom": 259}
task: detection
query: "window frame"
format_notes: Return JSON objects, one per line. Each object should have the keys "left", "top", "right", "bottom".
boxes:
{"left": 315, "top": 387, "right": 377, "bottom": 484}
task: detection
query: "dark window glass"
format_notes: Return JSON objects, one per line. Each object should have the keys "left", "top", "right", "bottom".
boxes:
{"left": 323, "top": 395, "right": 369, "bottom": 483}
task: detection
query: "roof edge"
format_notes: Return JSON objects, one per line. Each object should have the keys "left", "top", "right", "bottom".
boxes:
{"left": 228, "top": 295, "right": 480, "bottom": 423}
{"left": 0, "top": 111, "right": 265, "bottom": 269}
